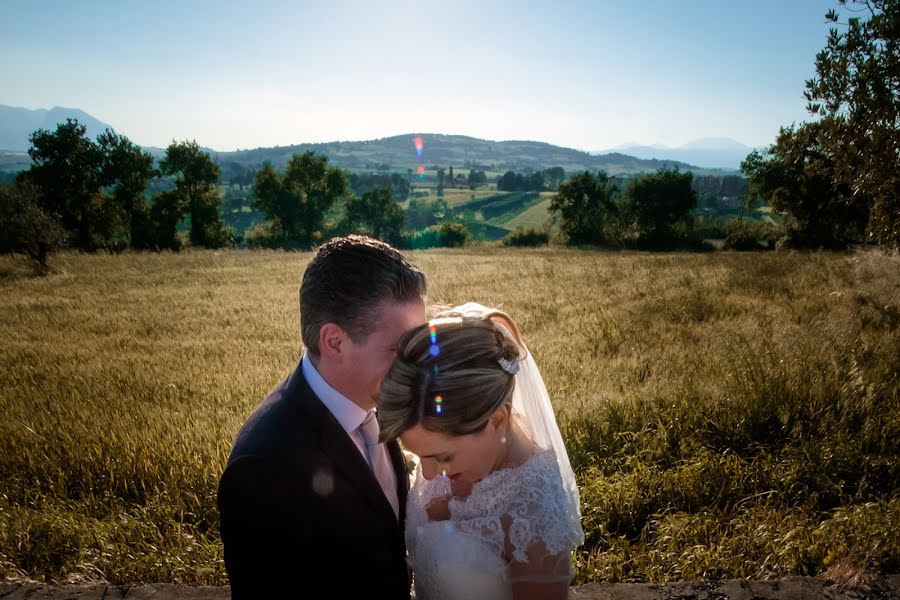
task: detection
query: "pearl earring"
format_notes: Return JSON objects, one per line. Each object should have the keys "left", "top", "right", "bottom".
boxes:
{"left": 500, "top": 436, "right": 507, "bottom": 445}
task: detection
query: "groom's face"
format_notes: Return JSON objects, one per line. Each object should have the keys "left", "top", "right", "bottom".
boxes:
{"left": 342, "top": 298, "right": 426, "bottom": 409}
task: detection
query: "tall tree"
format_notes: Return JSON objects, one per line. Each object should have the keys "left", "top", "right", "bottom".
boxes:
{"left": 405, "top": 197, "right": 448, "bottom": 230}
{"left": 549, "top": 171, "right": 618, "bottom": 245}
{"left": 18, "top": 119, "right": 108, "bottom": 250}
{"left": 621, "top": 168, "right": 696, "bottom": 248}
{"left": 804, "top": 0, "right": 899, "bottom": 249}
{"left": 252, "top": 152, "right": 349, "bottom": 248}
{"left": 436, "top": 168, "right": 445, "bottom": 197}
{"left": 742, "top": 119, "right": 868, "bottom": 248}
{"left": 342, "top": 187, "right": 405, "bottom": 243}
{"left": 159, "top": 141, "right": 231, "bottom": 248}
{"left": 97, "top": 130, "right": 156, "bottom": 249}
{"left": 543, "top": 167, "right": 566, "bottom": 191}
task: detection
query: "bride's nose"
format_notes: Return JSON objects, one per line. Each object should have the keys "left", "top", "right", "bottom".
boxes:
{"left": 421, "top": 460, "right": 442, "bottom": 480}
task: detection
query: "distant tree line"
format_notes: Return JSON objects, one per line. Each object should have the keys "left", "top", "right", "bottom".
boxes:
{"left": 496, "top": 167, "right": 566, "bottom": 192}
{"left": 348, "top": 172, "right": 410, "bottom": 201}
{"left": 0, "top": 119, "right": 233, "bottom": 266}
{"left": 0, "top": 119, "right": 479, "bottom": 270}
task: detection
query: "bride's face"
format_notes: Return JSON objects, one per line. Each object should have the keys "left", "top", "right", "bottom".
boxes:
{"left": 399, "top": 410, "right": 508, "bottom": 493}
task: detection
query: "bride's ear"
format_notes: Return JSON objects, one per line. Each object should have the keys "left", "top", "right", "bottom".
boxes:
{"left": 487, "top": 312, "right": 527, "bottom": 354}
{"left": 488, "top": 405, "right": 510, "bottom": 434}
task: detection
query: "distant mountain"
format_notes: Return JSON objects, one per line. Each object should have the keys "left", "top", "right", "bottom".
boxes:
{"left": 597, "top": 137, "right": 757, "bottom": 170}
{"left": 0, "top": 105, "right": 115, "bottom": 152}
{"left": 208, "top": 134, "right": 712, "bottom": 176}
{"left": 0, "top": 104, "right": 738, "bottom": 176}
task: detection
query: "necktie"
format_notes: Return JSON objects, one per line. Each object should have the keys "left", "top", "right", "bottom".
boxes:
{"left": 360, "top": 411, "right": 399, "bottom": 519}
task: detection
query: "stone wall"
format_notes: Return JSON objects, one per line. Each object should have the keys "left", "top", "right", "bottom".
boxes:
{"left": 1, "top": 576, "right": 897, "bottom": 600}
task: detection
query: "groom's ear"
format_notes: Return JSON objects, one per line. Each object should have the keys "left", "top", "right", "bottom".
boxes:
{"left": 319, "top": 323, "right": 348, "bottom": 363}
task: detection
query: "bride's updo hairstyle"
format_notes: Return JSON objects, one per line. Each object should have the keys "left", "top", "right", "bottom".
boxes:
{"left": 378, "top": 308, "right": 524, "bottom": 442}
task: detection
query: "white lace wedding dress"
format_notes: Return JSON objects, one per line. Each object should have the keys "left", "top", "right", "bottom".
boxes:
{"left": 406, "top": 449, "right": 583, "bottom": 600}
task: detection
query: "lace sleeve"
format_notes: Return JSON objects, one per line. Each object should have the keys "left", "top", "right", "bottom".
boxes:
{"left": 503, "top": 453, "right": 579, "bottom": 584}
{"left": 450, "top": 451, "right": 583, "bottom": 584}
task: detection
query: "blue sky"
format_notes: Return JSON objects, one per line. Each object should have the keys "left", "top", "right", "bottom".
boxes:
{"left": 2, "top": 1, "right": 835, "bottom": 152}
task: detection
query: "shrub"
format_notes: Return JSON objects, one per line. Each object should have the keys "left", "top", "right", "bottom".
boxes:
{"left": 0, "top": 182, "right": 66, "bottom": 271}
{"left": 724, "top": 219, "right": 779, "bottom": 250}
{"left": 503, "top": 227, "right": 549, "bottom": 247}
{"left": 437, "top": 221, "right": 470, "bottom": 248}
{"left": 245, "top": 221, "right": 286, "bottom": 249}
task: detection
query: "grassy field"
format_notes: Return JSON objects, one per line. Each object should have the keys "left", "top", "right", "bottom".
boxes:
{"left": 0, "top": 248, "right": 897, "bottom": 585}
{"left": 500, "top": 193, "right": 555, "bottom": 230}
{"left": 406, "top": 186, "right": 500, "bottom": 207}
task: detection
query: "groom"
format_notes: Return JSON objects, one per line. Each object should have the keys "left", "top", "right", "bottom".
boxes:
{"left": 218, "top": 235, "right": 427, "bottom": 599}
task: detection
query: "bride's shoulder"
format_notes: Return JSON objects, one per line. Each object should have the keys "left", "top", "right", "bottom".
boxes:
{"left": 469, "top": 448, "right": 565, "bottom": 506}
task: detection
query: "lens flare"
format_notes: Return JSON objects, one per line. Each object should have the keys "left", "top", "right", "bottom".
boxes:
{"left": 414, "top": 136, "right": 426, "bottom": 180}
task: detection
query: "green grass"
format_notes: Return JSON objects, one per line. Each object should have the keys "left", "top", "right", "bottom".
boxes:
{"left": 500, "top": 194, "right": 555, "bottom": 230}
{"left": 406, "top": 186, "right": 499, "bottom": 207}
{"left": 0, "top": 249, "right": 897, "bottom": 585}
{"left": 453, "top": 191, "right": 544, "bottom": 225}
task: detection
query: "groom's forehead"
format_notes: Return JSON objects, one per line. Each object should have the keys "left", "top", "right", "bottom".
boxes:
{"left": 374, "top": 298, "right": 426, "bottom": 323}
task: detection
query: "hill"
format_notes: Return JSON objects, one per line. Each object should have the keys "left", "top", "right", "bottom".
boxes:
{"left": 0, "top": 105, "right": 115, "bottom": 152}
{"left": 0, "top": 105, "right": 735, "bottom": 176}
{"left": 209, "top": 133, "right": 713, "bottom": 176}
{"left": 600, "top": 137, "right": 755, "bottom": 170}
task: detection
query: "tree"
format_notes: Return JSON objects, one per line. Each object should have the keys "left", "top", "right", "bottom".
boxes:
{"left": 436, "top": 168, "right": 445, "bottom": 197}
{"left": 549, "top": 171, "right": 618, "bottom": 245}
{"left": 621, "top": 168, "right": 697, "bottom": 248}
{"left": 146, "top": 190, "right": 184, "bottom": 250}
{"left": 742, "top": 119, "right": 868, "bottom": 248}
{"left": 543, "top": 167, "right": 566, "bottom": 191}
{"left": 159, "top": 141, "right": 231, "bottom": 248}
{"left": 496, "top": 169, "right": 549, "bottom": 192}
{"left": 467, "top": 169, "right": 487, "bottom": 189}
{"left": 18, "top": 119, "right": 108, "bottom": 250}
{"left": 405, "top": 197, "right": 448, "bottom": 230}
{"left": 252, "top": 152, "right": 349, "bottom": 248}
{"left": 97, "top": 130, "right": 156, "bottom": 249}
{"left": 804, "top": 0, "right": 899, "bottom": 249}
{"left": 0, "top": 182, "right": 66, "bottom": 271}
{"left": 342, "top": 187, "right": 405, "bottom": 243}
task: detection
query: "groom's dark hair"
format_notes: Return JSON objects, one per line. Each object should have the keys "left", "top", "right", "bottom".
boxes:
{"left": 300, "top": 234, "right": 427, "bottom": 359}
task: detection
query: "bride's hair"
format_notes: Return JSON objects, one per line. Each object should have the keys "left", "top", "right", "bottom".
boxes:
{"left": 378, "top": 307, "right": 525, "bottom": 442}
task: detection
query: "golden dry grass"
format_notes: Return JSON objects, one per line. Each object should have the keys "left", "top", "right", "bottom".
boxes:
{"left": 0, "top": 248, "right": 897, "bottom": 584}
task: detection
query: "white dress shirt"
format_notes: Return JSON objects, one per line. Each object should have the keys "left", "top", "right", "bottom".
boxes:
{"left": 301, "top": 353, "right": 371, "bottom": 464}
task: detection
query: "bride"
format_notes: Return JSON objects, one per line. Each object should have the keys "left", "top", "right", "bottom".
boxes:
{"left": 378, "top": 303, "right": 584, "bottom": 599}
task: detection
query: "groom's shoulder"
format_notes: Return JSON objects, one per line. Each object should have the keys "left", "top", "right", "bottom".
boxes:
{"left": 226, "top": 366, "right": 317, "bottom": 468}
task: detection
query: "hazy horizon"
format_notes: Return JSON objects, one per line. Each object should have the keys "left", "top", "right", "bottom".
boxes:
{"left": 2, "top": 1, "right": 835, "bottom": 152}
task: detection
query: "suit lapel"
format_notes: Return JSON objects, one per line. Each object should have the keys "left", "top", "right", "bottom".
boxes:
{"left": 290, "top": 365, "right": 401, "bottom": 526}
{"left": 387, "top": 439, "right": 409, "bottom": 526}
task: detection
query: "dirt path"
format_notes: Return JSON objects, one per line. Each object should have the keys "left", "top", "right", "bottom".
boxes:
{"left": 1, "top": 576, "right": 897, "bottom": 599}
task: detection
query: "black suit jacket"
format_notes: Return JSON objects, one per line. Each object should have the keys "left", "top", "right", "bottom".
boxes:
{"left": 217, "top": 361, "right": 411, "bottom": 599}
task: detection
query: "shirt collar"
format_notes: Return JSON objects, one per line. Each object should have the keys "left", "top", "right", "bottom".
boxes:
{"left": 301, "top": 353, "right": 371, "bottom": 434}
